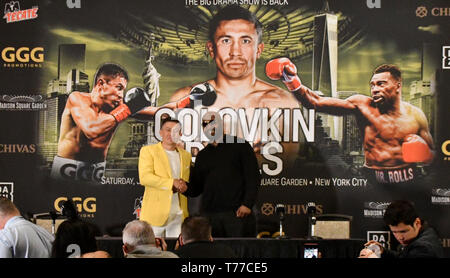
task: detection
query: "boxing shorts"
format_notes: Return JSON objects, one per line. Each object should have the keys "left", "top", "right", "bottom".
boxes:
{"left": 362, "top": 165, "right": 422, "bottom": 185}
{"left": 50, "top": 156, "right": 105, "bottom": 183}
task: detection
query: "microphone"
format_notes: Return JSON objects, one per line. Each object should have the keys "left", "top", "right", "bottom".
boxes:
{"left": 306, "top": 202, "right": 319, "bottom": 239}
{"left": 49, "top": 210, "right": 60, "bottom": 235}
{"left": 276, "top": 204, "right": 285, "bottom": 220}
{"left": 275, "top": 204, "right": 287, "bottom": 238}
{"left": 307, "top": 202, "right": 316, "bottom": 215}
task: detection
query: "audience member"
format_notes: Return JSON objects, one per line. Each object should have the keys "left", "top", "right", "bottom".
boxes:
{"left": 51, "top": 218, "right": 109, "bottom": 258}
{"left": 359, "top": 200, "right": 444, "bottom": 258}
{"left": 81, "top": 250, "right": 111, "bottom": 258}
{"left": 174, "top": 216, "right": 237, "bottom": 258}
{"left": 122, "top": 220, "right": 178, "bottom": 258}
{"left": 0, "top": 197, "right": 54, "bottom": 258}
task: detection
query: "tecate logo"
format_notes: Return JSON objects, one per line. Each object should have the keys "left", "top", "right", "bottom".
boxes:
{"left": 3, "top": 1, "right": 38, "bottom": 23}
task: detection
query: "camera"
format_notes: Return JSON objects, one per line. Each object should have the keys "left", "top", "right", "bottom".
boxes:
{"left": 303, "top": 243, "right": 319, "bottom": 258}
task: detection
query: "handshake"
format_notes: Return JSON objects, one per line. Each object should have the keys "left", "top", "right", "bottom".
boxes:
{"left": 172, "top": 179, "right": 188, "bottom": 193}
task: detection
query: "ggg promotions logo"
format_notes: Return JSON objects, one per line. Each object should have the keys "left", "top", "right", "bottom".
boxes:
{"left": 0, "top": 182, "right": 14, "bottom": 201}
{"left": 442, "top": 140, "right": 450, "bottom": 161}
{"left": 363, "top": 202, "right": 390, "bottom": 218}
{"left": 3, "top": 1, "right": 38, "bottom": 23}
{"left": 54, "top": 197, "right": 96, "bottom": 218}
{"left": 431, "top": 188, "right": 450, "bottom": 205}
{"left": 1, "top": 47, "right": 44, "bottom": 68}
{"left": 367, "top": 231, "right": 390, "bottom": 249}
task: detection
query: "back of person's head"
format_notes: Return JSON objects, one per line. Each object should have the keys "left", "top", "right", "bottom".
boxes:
{"left": 122, "top": 220, "right": 155, "bottom": 248}
{"left": 60, "top": 199, "right": 78, "bottom": 221}
{"left": 93, "top": 62, "right": 129, "bottom": 86}
{"left": 181, "top": 216, "right": 212, "bottom": 244}
{"left": 51, "top": 219, "right": 98, "bottom": 258}
{"left": 209, "top": 5, "right": 263, "bottom": 45}
{"left": 384, "top": 200, "right": 419, "bottom": 226}
{"left": 0, "top": 197, "right": 19, "bottom": 217}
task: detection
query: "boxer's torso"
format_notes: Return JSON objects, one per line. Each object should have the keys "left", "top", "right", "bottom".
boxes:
{"left": 57, "top": 92, "right": 116, "bottom": 163}
{"left": 353, "top": 97, "right": 421, "bottom": 169}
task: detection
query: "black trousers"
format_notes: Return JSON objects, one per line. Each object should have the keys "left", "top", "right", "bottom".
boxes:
{"left": 204, "top": 211, "right": 256, "bottom": 238}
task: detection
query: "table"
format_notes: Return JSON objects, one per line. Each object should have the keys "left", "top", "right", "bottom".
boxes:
{"left": 96, "top": 237, "right": 366, "bottom": 258}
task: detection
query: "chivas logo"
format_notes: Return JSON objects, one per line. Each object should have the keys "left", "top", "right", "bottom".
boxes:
{"left": 0, "top": 144, "right": 36, "bottom": 153}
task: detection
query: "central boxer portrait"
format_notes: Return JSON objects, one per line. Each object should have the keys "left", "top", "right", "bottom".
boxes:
{"left": 168, "top": 5, "right": 434, "bottom": 185}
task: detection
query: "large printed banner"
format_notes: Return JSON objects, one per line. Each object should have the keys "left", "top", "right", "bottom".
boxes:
{"left": 0, "top": 0, "right": 449, "bottom": 253}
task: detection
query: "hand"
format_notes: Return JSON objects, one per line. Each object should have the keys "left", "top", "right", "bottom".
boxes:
{"left": 110, "top": 87, "right": 152, "bottom": 122}
{"left": 265, "top": 58, "right": 302, "bottom": 91}
{"left": 236, "top": 205, "right": 251, "bottom": 218}
{"left": 176, "top": 83, "right": 217, "bottom": 108}
{"left": 402, "top": 134, "right": 433, "bottom": 163}
{"left": 155, "top": 237, "right": 167, "bottom": 251}
{"left": 358, "top": 248, "right": 378, "bottom": 258}
{"left": 172, "top": 179, "right": 188, "bottom": 193}
{"left": 174, "top": 235, "right": 183, "bottom": 250}
{"left": 360, "top": 240, "right": 383, "bottom": 258}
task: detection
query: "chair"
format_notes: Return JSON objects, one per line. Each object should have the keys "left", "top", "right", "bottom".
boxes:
{"left": 312, "top": 214, "right": 352, "bottom": 239}
{"left": 31, "top": 212, "right": 67, "bottom": 235}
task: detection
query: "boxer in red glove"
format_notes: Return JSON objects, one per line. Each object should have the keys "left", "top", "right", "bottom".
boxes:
{"left": 266, "top": 59, "right": 434, "bottom": 184}
{"left": 52, "top": 62, "right": 218, "bottom": 182}
{"left": 169, "top": 5, "right": 299, "bottom": 156}
{"left": 52, "top": 63, "right": 135, "bottom": 181}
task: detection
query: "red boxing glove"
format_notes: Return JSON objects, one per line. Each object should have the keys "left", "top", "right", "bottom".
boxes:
{"left": 265, "top": 58, "right": 302, "bottom": 91}
{"left": 110, "top": 104, "right": 131, "bottom": 123}
{"left": 402, "top": 134, "right": 433, "bottom": 163}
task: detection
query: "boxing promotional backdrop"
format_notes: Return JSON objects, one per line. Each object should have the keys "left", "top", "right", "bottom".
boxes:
{"left": 0, "top": 0, "right": 449, "bottom": 255}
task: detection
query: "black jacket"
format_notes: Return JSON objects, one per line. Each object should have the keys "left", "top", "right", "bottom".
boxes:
{"left": 382, "top": 225, "right": 444, "bottom": 258}
{"left": 185, "top": 135, "right": 260, "bottom": 213}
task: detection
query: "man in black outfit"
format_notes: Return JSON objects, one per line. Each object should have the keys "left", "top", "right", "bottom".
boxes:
{"left": 184, "top": 115, "right": 261, "bottom": 237}
{"left": 359, "top": 200, "right": 444, "bottom": 258}
{"left": 174, "top": 216, "right": 237, "bottom": 258}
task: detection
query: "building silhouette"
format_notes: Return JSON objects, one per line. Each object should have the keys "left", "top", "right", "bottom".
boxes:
{"left": 312, "top": 4, "right": 338, "bottom": 140}
{"left": 39, "top": 44, "right": 87, "bottom": 167}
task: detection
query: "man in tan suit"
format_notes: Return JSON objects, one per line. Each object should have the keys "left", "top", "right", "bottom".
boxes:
{"left": 138, "top": 118, "right": 191, "bottom": 237}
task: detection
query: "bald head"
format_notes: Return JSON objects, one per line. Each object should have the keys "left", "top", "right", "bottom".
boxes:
{"left": 0, "top": 197, "right": 20, "bottom": 229}
{"left": 122, "top": 220, "right": 156, "bottom": 249}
